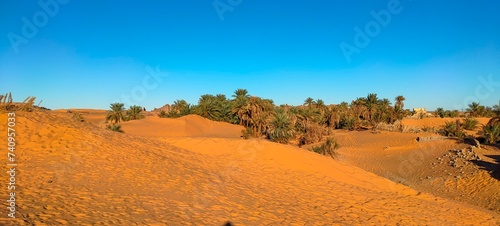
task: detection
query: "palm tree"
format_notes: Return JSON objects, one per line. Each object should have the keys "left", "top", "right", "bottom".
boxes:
{"left": 232, "top": 89, "right": 249, "bottom": 99}
{"left": 395, "top": 95, "right": 406, "bottom": 110}
{"left": 304, "top": 97, "right": 315, "bottom": 110}
{"left": 492, "top": 100, "right": 500, "bottom": 116}
{"left": 436, "top": 107, "right": 445, "bottom": 118}
{"left": 127, "top": 105, "right": 144, "bottom": 120}
{"left": 365, "top": 93, "right": 379, "bottom": 125}
{"left": 172, "top": 99, "right": 190, "bottom": 116}
{"left": 267, "top": 109, "right": 294, "bottom": 144}
{"left": 197, "top": 94, "right": 221, "bottom": 120}
{"left": 467, "top": 102, "right": 481, "bottom": 117}
{"left": 106, "top": 103, "right": 125, "bottom": 123}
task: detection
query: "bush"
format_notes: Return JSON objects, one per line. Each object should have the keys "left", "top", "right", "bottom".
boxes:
{"left": 267, "top": 111, "right": 294, "bottom": 144}
{"left": 299, "top": 123, "right": 325, "bottom": 146}
{"left": 311, "top": 138, "right": 340, "bottom": 159}
{"left": 158, "top": 110, "right": 168, "bottom": 118}
{"left": 71, "top": 111, "right": 85, "bottom": 122}
{"left": 483, "top": 124, "right": 500, "bottom": 144}
{"left": 338, "top": 116, "right": 358, "bottom": 130}
{"left": 462, "top": 117, "right": 479, "bottom": 130}
{"left": 421, "top": 126, "right": 437, "bottom": 133}
{"left": 241, "top": 127, "right": 253, "bottom": 139}
{"left": 440, "top": 120, "right": 465, "bottom": 138}
{"left": 483, "top": 117, "right": 500, "bottom": 144}
{"left": 107, "top": 124, "right": 124, "bottom": 133}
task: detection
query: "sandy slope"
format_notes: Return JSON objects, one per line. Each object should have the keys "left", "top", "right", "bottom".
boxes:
{"left": 0, "top": 111, "right": 499, "bottom": 225}
{"left": 121, "top": 115, "right": 243, "bottom": 138}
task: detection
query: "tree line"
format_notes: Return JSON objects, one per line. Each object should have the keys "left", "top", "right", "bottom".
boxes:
{"left": 159, "top": 89, "right": 409, "bottom": 145}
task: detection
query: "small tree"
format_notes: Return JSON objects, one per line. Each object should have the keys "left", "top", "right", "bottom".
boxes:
{"left": 127, "top": 105, "right": 145, "bottom": 120}
{"left": 106, "top": 103, "right": 126, "bottom": 123}
{"left": 267, "top": 110, "right": 294, "bottom": 144}
{"left": 440, "top": 120, "right": 465, "bottom": 138}
{"left": 311, "top": 137, "right": 340, "bottom": 159}
{"left": 107, "top": 124, "right": 124, "bottom": 133}
{"left": 462, "top": 117, "right": 479, "bottom": 130}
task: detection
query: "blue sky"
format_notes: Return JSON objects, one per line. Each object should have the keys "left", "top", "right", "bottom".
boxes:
{"left": 1, "top": 0, "right": 499, "bottom": 111}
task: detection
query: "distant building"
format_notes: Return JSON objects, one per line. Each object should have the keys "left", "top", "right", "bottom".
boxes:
{"left": 413, "top": 108, "right": 426, "bottom": 114}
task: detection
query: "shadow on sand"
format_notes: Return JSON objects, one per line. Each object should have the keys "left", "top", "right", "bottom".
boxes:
{"left": 471, "top": 154, "right": 500, "bottom": 181}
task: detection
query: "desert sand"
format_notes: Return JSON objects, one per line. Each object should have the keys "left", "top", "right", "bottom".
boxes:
{"left": 0, "top": 111, "right": 499, "bottom": 225}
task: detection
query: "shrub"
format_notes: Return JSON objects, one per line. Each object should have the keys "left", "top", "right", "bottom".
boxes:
{"left": 311, "top": 137, "right": 340, "bottom": 159}
{"left": 107, "top": 124, "right": 124, "bottom": 133}
{"left": 483, "top": 124, "right": 500, "bottom": 144}
{"left": 71, "top": 111, "right": 85, "bottom": 122}
{"left": 483, "top": 117, "right": 500, "bottom": 144}
{"left": 299, "top": 123, "right": 325, "bottom": 146}
{"left": 158, "top": 110, "right": 168, "bottom": 118}
{"left": 440, "top": 120, "right": 465, "bottom": 138}
{"left": 421, "top": 126, "right": 437, "bottom": 133}
{"left": 462, "top": 117, "right": 479, "bottom": 130}
{"left": 241, "top": 127, "right": 253, "bottom": 139}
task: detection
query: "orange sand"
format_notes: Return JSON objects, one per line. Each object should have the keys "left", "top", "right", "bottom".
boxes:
{"left": 0, "top": 111, "right": 498, "bottom": 225}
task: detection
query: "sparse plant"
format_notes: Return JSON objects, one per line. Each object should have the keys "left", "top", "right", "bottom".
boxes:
{"left": 71, "top": 111, "right": 85, "bottom": 122}
{"left": 462, "top": 117, "right": 479, "bottom": 130}
{"left": 241, "top": 127, "right": 253, "bottom": 139}
{"left": 106, "top": 124, "right": 124, "bottom": 133}
{"left": 311, "top": 137, "right": 340, "bottom": 159}
{"left": 400, "top": 125, "right": 421, "bottom": 133}
{"left": 0, "top": 92, "right": 14, "bottom": 110}
{"left": 482, "top": 117, "right": 500, "bottom": 144}
{"left": 20, "top": 96, "right": 36, "bottom": 112}
{"left": 158, "top": 110, "right": 168, "bottom": 118}
{"left": 421, "top": 126, "right": 437, "bottom": 133}
{"left": 440, "top": 120, "right": 465, "bottom": 138}
{"left": 483, "top": 124, "right": 500, "bottom": 144}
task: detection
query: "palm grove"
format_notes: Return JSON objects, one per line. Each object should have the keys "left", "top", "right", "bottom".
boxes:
{"left": 106, "top": 89, "right": 500, "bottom": 155}
{"left": 108, "top": 89, "right": 410, "bottom": 143}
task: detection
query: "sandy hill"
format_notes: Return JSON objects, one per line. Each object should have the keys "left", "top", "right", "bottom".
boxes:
{"left": 0, "top": 111, "right": 499, "bottom": 225}
{"left": 121, "top": 114, "right": 244, "bottom": 138}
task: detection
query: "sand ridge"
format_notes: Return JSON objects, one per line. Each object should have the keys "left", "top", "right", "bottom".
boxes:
{"left": 0, "top": 111, "right": 499, "bottom": 225}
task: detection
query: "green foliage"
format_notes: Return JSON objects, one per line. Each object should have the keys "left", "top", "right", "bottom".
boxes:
{"left": 462, "top": 117, "right": 479, "bottom": 130}
{"left": 267, "top": 109, "right": 294, "bottom": 144}
{"left": 311, "top": 137, "right": 340, "bottom": 159}
{"left": 483, "top": 124, "right": 500, "bottom": 144}
{"left": 483, "top": 117, "right": 500, "bottom": 144}
{"left": 435, "top": 108, "right": 445, "bottom": 118}
{"left": 158, "top": 110, "right": 168, "bottom": 118}
{"left": 106, "top": 103, "right": 126, "bottom": 123}
{"left": 106, "top": 124, "right": 124, "bottom": 133}
{"left": 440, "top": 120, "right": 465, "bottom": 138}
{"left": 467, "top": 102, "right": 486, "bottom": 117}
{"left": 127, "top": 105, "right": 145, "bottom": 120}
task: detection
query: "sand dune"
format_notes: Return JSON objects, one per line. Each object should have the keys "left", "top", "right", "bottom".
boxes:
{"left": 0, "top": 111, "right": 499, "bottom": 225}
{"left": 402, "top": 117, "right": 491, "bottom": 128}
{"left": 122, "top": 114, "right": 244, "bottom": 138}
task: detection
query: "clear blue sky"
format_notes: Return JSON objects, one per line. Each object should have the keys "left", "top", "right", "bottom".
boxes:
{"left": 1, "top": 0, "right": 499, "bottom": 111}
